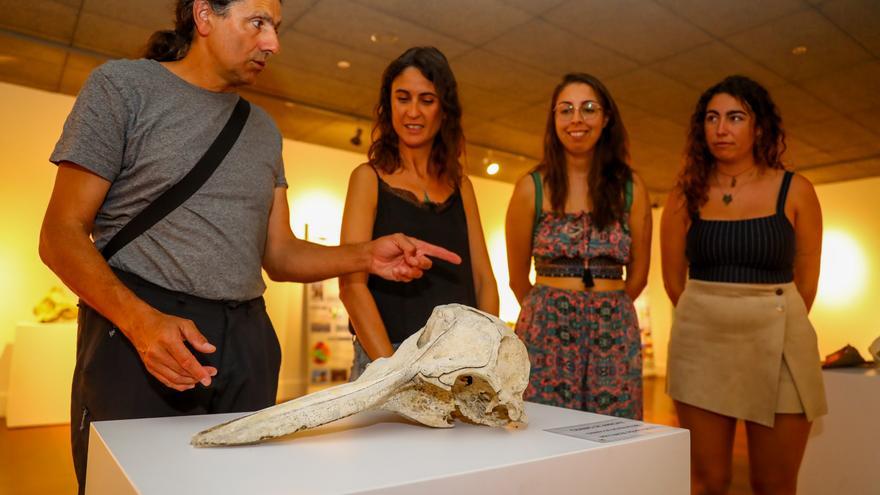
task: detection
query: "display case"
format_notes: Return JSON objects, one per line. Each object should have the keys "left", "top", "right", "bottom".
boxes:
{"left": 798, "top": 366, "right": 879, "bottom": 495}
{"left": 5, "top": 321, "right": 77, "bottom": 427}
{"left": 85, "top": 402, "right": 689, "bottom": 494}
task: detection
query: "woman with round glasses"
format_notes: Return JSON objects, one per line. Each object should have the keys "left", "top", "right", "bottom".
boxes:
{"left": 340, "top": 46, "right": 498, "bottom": 379}
{"left": 661, "top": 75, "right": 826, "bottom": 494}
{"left": 505, "top": 73, "right": 651, "bottom": 418}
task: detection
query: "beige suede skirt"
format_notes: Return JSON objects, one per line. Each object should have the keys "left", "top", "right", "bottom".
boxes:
{"left": 667, "top": 279, "right": 827, "bottom": 427}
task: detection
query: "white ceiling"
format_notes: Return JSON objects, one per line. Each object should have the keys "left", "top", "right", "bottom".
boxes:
{"left": 1, "top": 0, "right": 878, "bottom": 203}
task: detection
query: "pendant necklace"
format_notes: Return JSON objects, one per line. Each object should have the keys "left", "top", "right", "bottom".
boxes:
{"left": 717, "top": 165, "right": 756, "bottom": 206}
{"left": 403, "top": 157, "right": 433, "bottom": 204}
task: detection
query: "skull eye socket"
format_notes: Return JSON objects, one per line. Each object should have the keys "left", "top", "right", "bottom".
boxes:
{"left": 458, "top": 376, "right": 474, "bottom": 386}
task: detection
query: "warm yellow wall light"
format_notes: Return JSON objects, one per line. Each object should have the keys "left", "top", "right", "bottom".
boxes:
{"left": 486, "top": 230, "right": 518, "bottom": 323}
{"left": 816, "top": 229, "right": 867, "bottom": 307}
{"left": 289, "top": 190, "right": 344, "bottom": 245}
{"left": 486, "top": 229, "right": 536, "bottom": 325}
{"left": 0, "top": 248, "right": 21, "bottom": 319}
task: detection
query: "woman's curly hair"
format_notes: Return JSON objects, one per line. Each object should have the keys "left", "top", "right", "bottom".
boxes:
{"left": 678, "top": 75, "right": 786, "bottom": 216}
{"left": 368, "top": 46, "right": 464, "bottom": 186}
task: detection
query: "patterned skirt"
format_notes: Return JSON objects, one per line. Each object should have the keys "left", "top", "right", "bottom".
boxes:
{"left": 515, "top": 284, "right": 642, "bottom": 419}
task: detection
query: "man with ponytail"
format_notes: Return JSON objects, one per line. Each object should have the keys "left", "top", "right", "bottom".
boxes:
{"left": 39, "top": 1, "right": 459, "bottom": 491}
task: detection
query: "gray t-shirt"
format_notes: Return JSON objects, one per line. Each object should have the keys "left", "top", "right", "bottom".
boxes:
{"left": 51, "top": 59, "right": 287, "bottom": 301}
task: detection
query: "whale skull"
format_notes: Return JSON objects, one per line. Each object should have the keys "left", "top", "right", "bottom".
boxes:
{"left": 191, "top": 304, "right": 530, "bottom": 446}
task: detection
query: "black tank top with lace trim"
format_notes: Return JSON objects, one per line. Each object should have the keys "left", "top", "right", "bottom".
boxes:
{"left": 365, "top": 171, "right": 477, "bottom": 344}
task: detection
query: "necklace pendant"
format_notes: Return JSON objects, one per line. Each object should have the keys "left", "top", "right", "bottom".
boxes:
{"left": 731, "top": 177, "right": 737, "bottom": 187}
{"left": 722, "top": 193, "right": 733, "bottom": 205}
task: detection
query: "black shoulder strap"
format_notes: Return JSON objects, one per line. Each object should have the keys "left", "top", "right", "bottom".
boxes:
{"left": 776, "top": 170, "right": 794, "bottom": 216}
{"left": 101, "top": 97, "right": 251, "bottom": 261}
{"left": 624, "top": 178, "right": 634, "bottom": 211}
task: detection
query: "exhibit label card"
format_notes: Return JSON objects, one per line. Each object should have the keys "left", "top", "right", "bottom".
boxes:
{"left": 545, "top": 418, "right": 666, "bottom": 443}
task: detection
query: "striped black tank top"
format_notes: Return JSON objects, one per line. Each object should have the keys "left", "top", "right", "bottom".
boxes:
{"left": 686, "top": 171, "right": 795, "bottom": 284}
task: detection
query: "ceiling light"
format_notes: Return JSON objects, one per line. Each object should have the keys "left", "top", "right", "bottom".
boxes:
{"left": 791, "top": 45, "right": 808, "bottom": 56}
{"left": 486, "top": 162, "right": 500, "bottom": 175}
{"left": 336, "top": 60, "right": 351, "bottom": 69}
{"left": 370, "top": 33, "right": 399, "bottom": 44}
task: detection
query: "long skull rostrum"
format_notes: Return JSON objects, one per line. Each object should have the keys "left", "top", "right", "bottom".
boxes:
{"left": 191, "top": 304, "right": 530, "bottom": 447}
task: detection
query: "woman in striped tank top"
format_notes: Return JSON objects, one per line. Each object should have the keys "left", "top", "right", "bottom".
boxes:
{"left": 661, "top": 76, "right": 826, "bottom": 495}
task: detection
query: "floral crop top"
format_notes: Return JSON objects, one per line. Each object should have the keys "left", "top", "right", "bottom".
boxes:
{"left": 530, "top": 172, "right": 633, "bottom": 287}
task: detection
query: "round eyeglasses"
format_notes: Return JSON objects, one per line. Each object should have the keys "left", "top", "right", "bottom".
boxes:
{"left": 555, "top": 101, "right": 603, "bottom": 122}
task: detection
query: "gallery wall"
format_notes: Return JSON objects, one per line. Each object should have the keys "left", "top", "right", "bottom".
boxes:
{"left": 1, "top": 80, "right": 877, "bottom": 413}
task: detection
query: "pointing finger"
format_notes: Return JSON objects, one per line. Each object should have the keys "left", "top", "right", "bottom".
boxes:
{"left": 413, "top": 239, "right": 461, "bottom": 264}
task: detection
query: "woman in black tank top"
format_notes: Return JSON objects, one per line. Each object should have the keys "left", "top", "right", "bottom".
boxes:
{"left": 661, "top": 76, "right": 825, "bottom": 495}
{"left": 339, "top": 47, "right": 498, "bottom": 378}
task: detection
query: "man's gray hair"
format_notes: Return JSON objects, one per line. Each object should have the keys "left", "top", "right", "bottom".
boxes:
{"left": 143, "top": 0, "right": 241, "bottom": 62}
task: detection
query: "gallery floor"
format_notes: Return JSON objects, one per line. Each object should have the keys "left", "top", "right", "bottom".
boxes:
{"left": 0, "top": 377, "right": 752, "bottom": 495}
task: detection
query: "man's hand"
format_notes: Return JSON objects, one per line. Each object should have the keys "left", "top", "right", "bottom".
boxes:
{"left": 125, "top": 309, "right": 218, "bottom": 391}
{"left": 367, "top": 233, "right": 462, "bottom": 282}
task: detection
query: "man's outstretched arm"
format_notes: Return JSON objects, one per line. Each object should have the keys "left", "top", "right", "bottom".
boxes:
{"left": 39, "top": 162, "right": 217, "bottom": 391}
{"left": 262, "top": 187, "right": 461, "bottom": 283}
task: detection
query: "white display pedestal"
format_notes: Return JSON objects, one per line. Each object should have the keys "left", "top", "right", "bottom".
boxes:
{"left": 86, "top": 402, "right": 689, "bottom": 495}
{"left": 5, "top": 321, "right": 77, "bottom": 427}
{"left": 799, "top": 366, "right": 880, "bottom": 495}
